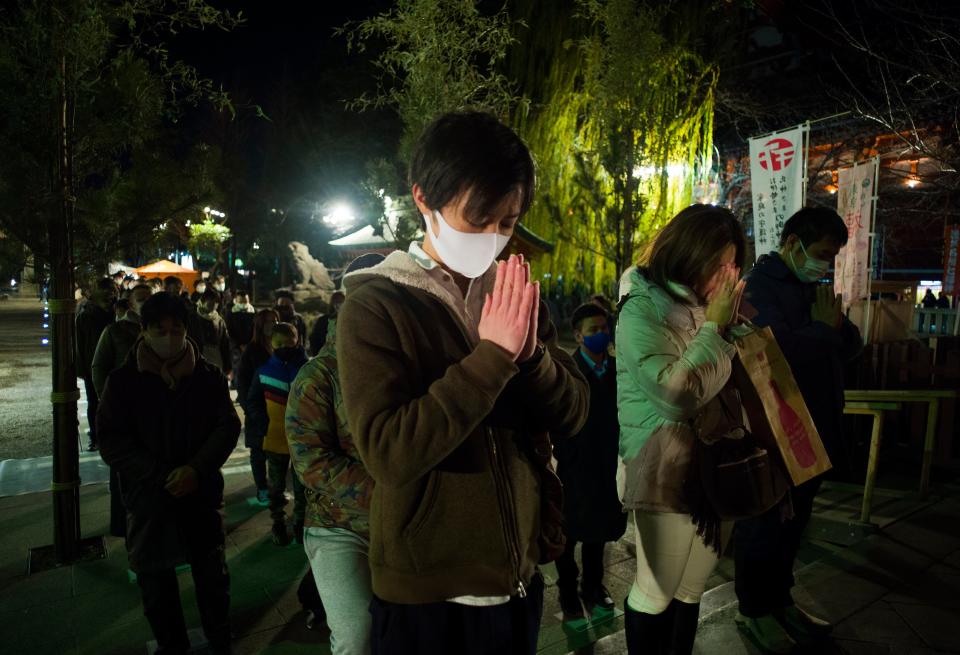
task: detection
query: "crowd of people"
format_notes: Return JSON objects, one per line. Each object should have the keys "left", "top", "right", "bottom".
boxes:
{"left": 81, "top": 111, "right": 863, "bottom": 655}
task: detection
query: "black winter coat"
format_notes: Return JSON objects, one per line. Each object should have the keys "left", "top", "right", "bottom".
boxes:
{"left": 553, "top": 351, "right": 627, "bottom": 543}
{"left": 75, "top": 302, "right": 113, "bottom": 378}
{"left": 236, "top": 342, "right": 271, "bottom": 448}
{"left": 226, "top": 310, "right": 255, "bottom": 348}
{"left": 744, "top": 253, "right": 863, "bottom": 476}
{"left": 96, "top": 340, "right": 241, "bottom": 573}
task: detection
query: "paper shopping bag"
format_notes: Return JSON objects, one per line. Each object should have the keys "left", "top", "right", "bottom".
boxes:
{"left": 729, "top": 325, "right": 832, "bottom": 486}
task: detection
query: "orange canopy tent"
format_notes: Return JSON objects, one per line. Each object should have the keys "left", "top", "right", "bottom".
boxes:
{"left": 134, "top": 259, "right": 200, "bottom": 290}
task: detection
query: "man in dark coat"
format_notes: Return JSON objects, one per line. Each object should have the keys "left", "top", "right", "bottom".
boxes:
{"left": 274, "top": 290, "right": 308, "bottom": 350}
{"left": 92, "top": 282, "right": 151, "bottom": 538}
{"left": 225, "top": 290, "right": 255, "bottom": 384}
{"left": 76, "top": 276, "right": 117, "bottom": 451}
{"left": 97, "top": 292, "right": 241, "bottom": 655}
{"left": 164, "top": 275, "right": 205, "bottom": 347}
{"left": 554, "top": 303, "right": 627, "bottom": 620}
{"left": 735, "top": 207, "right": 862, "bottom": 652}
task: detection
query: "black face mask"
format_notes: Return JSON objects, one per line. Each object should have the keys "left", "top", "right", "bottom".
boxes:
{"left": 277, "top": 306, "right": 295, "bottom": 319}
{"left": 274, "top": 346, "right": 300, "bottom": 361}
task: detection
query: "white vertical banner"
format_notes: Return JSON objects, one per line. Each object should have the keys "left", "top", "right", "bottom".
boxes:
{"left": 749, "top": 124, "right": 810, "bottom": 260}
{"left": 834, "top": 158, "right": 879, "bottom": 309}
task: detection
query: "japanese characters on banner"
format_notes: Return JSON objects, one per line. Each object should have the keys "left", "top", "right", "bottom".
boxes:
{"left": 945, "top": 224, "right": 960, "bottom": 296}
{"left": 834, "top": 159, "right": 878, "bottom": 309}
{"left": 749, "top": 124, "right": 810, "bottom": 260}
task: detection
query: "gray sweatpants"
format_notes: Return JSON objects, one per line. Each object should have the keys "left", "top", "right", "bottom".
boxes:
{"left": 304, "top": 526, "right": 372, "bottom": 655}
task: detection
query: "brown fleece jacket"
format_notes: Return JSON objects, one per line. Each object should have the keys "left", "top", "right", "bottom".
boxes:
{"left": 337, "top": 251, "right": 589, "bottom": 604}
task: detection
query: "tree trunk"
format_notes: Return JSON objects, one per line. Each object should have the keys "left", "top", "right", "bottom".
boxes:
{"left": 51, "top": 52, "right": 81, "bottom": 563}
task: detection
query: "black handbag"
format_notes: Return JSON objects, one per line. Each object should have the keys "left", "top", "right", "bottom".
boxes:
{"left": 694, "top": 385, "right": 790, "bottom": 522}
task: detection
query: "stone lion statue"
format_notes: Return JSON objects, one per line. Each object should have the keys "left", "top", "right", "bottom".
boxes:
{"left": 288, "top": 242, "right": 335, "bottom": 290}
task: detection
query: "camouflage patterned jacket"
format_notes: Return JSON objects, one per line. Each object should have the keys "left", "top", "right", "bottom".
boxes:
{"left": 285, "top": 323, "right": 372, "bottom": 537}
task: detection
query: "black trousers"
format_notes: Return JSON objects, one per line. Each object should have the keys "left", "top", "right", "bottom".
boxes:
{"left": 108, "top": 466, "right": 126, "bottom": 538}
{"left": 370, "top": 574, "right": 544, "bottom": 655}
{"left": 555, "top": 540, "right": 605, "bottom": 592}
{"left": 136, "top": 545, "right": 231, "bottom": 653}
{"left": 82, "top": 376, "right": 98, "bottom": 443}
{"left": 734, "top": 476, "right": 823, "bottom": 617}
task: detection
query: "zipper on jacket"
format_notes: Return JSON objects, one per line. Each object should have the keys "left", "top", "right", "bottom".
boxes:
{"left": 488, "top": 427, "right": 524, "bottom": 597}
{"left": 406, "top": 284, "right": 526, "bottom": 596}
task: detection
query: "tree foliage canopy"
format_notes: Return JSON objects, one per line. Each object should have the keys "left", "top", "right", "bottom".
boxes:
{"left": 0, "top": 0, "right": 239, "bottom": 272}
{"left": 341, "top": 0, "right": 725, "bottom": 292}
{"left": 513, "top": 0, "right": 721, "bottom": 292}
{"left": 338, "top": 0, "right": 528, "bottom": 250}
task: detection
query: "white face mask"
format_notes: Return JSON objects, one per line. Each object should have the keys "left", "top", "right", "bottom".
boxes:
{"left": 424, "top": 210, "right": 511, "bottom": 279}
{"left": 146, "top": 333, "right": 187, "bottom": 360}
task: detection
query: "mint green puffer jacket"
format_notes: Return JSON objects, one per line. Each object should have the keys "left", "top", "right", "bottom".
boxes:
{"left": 615, "top": 268, "right": 736, "bottom": 513}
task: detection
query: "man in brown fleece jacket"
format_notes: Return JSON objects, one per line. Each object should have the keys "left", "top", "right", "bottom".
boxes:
{"left": 336, "top": 111, "right": 589, "bottom": 655}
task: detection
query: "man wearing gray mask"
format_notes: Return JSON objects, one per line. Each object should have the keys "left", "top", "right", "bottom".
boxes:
{"left": 735, "top": 207, "right": 863, "bottom": 653}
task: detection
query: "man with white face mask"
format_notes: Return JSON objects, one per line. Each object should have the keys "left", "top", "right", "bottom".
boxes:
{"left": 336, "top": 111, "right": 589, "bottom": 655}
{"left": 735, "top": 207, "right": 863, "bottom": 653}
{"left": 98, "top": 292, "right": 240, "bottom": 655}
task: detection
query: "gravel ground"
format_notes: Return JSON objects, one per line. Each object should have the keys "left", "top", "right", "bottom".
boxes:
{"left": 0, "top": 297, "right": 62, "bottom": 460}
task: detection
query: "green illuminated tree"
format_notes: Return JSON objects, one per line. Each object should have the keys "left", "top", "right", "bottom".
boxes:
{"left": 189, "top": 218, "right": 233, "bottom": 272}
{"left": 510, "top": 0, "right": 721, "bottom": 293}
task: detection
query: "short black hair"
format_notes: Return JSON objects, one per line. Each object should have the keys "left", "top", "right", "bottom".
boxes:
{"left": 409, "top": 111, "right": 536, "bottom": 226}
{"left": 163, "top": 275, "right": 182, "bottom": 289}
{"left": 130, "top": 284, "right": 152, "bottom": 296}
{"left": 571, "top": 303, "right": 608, "bottom": 332}
{"left": 200, "top": 288, "right": 219, "bottom": 304}
{"left": 140, "top": 292, "right": 188, "bottom": 329}
{"left": 780, "top": 207, "right": 848, "bottom": 248}
{"left": 274, "top": 289, "right": 294, "bottom": 302}
{"left": 272, "top": 322, "right": 298, "bottom": 343}
{"left": 96, "top": 277, "right": 117, "bottom": 294}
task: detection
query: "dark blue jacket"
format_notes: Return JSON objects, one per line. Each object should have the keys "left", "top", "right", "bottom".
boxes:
{"left": 247, "top": 347, "right": 308, "bottom": 453}
{"left": 553, "top": 351, "right": 626, "bottom": 543}
{"left": 744, "top": 253, "right": 863, "bottom": 475}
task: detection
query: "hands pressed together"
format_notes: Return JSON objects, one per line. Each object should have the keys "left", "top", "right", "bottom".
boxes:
{"left": 811, "top": 284, "right": 843, "bottom": 328}
{"left": 478, "top": 254, "right": 540, "bottom": 362}
{"left": 705, "top": 266, "right": 746, "bottom": 327}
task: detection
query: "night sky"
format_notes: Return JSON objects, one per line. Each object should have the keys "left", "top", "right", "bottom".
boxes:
{"left": 172, "top": 0, "right": 400, "bottom": 241}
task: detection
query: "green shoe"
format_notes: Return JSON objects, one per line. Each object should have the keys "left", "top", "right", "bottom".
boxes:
{"left": 736, "top": 612, "right": 797, "bottom": 654}
{"left": 774, "top": 605, "right": 832, "bottom": 645}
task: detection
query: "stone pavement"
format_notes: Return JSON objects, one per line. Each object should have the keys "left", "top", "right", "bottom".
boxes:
{"left": 2, "top": 442, "right": 959, "bottom": 655}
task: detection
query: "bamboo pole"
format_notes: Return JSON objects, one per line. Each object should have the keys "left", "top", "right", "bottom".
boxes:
{"left": 51, "top": 51, "right": 81, "bottom": 563}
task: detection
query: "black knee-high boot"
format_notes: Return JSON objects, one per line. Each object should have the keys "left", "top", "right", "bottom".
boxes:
{"left": 666, "top": 599, "right": 701, "bottom": 655}
{"left": 624, "top": 598, "right": 670, "bottom": 654}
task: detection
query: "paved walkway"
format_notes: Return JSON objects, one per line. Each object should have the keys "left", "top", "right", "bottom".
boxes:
{"left": 2, "top": 443, "right": 958, "bottom": 654}
{"left": 2, "top": 296, "right": 958, "bottom": 653}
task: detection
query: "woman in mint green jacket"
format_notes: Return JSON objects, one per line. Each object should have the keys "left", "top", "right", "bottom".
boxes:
{"left": 616, "top": 204, "right": 746, "bottom": 655}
